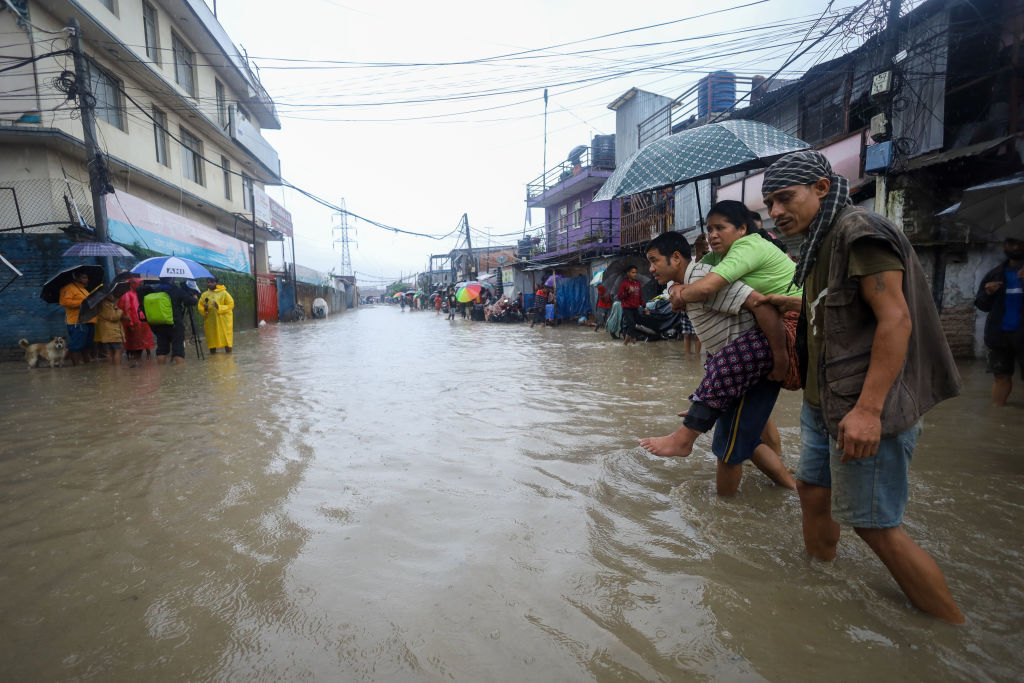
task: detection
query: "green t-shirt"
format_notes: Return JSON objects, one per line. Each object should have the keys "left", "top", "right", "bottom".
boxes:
{"left": 701, "top": 234, "right": 803, "bottom": 297}
{"left": 803, "top": 230, "right": 905, "bottom": 408}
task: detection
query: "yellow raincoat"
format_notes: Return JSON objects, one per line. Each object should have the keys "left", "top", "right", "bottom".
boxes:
{"left": 197, "top": 284, "right": 234, "bottom": 349}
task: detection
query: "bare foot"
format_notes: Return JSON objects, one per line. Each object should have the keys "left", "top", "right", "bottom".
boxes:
{"left": 638, "top": 425, "right": 699, "bottom": 457}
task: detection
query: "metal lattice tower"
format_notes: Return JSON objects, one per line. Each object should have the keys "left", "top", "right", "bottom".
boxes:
{"left": 332, "top": 198, "right": 353, "bottom": 277}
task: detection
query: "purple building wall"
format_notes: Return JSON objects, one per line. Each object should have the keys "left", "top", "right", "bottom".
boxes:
{"left": 542, "top": 186, "right": 620, "bottom": 257}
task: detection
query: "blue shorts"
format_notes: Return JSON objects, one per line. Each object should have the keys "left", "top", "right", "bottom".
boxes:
{"left": 711, "top": 378, "right": 780, "bottom": 465}
{"left": 66, "top": 323, "right": 93, "bottom": 352}
{"left": 797, "top": 402, "right": 921, "bottom": 529}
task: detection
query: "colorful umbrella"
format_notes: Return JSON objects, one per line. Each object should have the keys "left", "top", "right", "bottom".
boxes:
{"left": 544, "top": 274, "right": 564, "bottom": 287}
{"left": 130, "top": 256, "right": 213, "bottom": 279}
{"left": 456, "top": 281, "right": 493, "bottom": 302}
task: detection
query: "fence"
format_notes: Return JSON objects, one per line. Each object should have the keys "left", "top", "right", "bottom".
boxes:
{"left": 0, "top": 177, "right": 95, "bottom": 234}
{"left": 620, "top": 191, "right": 675, "bottom": 247}
{"left": 542, "top": 216, "right": 620, "bottom": 256}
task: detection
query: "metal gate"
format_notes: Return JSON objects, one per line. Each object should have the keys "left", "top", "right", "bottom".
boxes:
{"left": 257, "top": 275, "right": 278, "bottom": 323}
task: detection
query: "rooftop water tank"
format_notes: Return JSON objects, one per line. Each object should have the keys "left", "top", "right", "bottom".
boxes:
{"left": 591, "top": 134, "right": 615, "bottom": 169}
{"left": 697, "top": 71, "right": 737, "bottom": 118}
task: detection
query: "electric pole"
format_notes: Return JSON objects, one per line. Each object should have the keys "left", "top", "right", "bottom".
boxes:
{"left": 332, "top": 197, "right": 353, "bottom": 277}
{"left": 461, "top": 213, "right": 474, "bottom": 280}
{"left": 69, "top": 18, "right": 114, "bottom": 280}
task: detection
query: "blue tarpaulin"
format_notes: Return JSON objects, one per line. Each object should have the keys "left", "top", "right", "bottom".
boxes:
{"left": 554, "top": 275, "right": 591, "bottom": 319}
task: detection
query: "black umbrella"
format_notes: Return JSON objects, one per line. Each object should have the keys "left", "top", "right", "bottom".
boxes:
{"left": 77, "top": 280, "right": 131, "bottom": 324}
{"left": 40, "top": 264, "right": 104, "bottom": 304}
{"left": 602, "top": 255, "right": 652, "bottom": 301}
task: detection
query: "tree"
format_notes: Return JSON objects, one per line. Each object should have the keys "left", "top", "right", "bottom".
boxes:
{"left": 386, "top": 281, "right": 411, "bottom": 297}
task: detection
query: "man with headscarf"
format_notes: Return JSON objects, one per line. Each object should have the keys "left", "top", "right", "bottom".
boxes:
{"left": 760, "top": 150, "right": 964, "bottom": 623}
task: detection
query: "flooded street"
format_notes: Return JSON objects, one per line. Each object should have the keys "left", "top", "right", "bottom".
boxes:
{"left": 1, "top": 305, "right": 1022, "bottom": 681}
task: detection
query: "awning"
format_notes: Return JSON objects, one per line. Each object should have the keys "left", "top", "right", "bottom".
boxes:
{"left": 903, "top": 136, "right": 1012, "bottom": 171}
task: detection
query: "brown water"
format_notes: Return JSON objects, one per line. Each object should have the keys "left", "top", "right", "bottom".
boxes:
{"left": 0, "top": 306, "right": 1021, "bottom": 682}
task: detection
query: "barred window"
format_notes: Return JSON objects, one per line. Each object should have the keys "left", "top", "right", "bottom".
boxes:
{"left": 172, "top": 33, "right": 195, "bottom": 97}
{"left": 88, "top": 63, "right": 124, "bottom": 130}
{"left": 216, "top": 80, "right": 228, "bottom": 129}
{"left": 180, "top": 127, "right": 204, "bottom": 185}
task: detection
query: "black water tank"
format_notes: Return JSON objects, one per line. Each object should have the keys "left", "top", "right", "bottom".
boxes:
{"left": 591, "top": 134, "right": 615, "bottom": 169}
{"left": 517, "top": 237, "right": 533, "bottom": 258}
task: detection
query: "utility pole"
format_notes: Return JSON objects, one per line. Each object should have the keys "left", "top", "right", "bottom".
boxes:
{"left": 461, "top": 213, "right": 474, "bottom": 280}
{"left": 873, "top": 0, "right": 902, "bottom": 218}
{"left": 69, "top": 18, "right": 114, "bottom": 281}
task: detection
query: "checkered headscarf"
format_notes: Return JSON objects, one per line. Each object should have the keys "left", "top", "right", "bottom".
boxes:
{"left": 762, "top": 150, "right": 851, "bottom": 289}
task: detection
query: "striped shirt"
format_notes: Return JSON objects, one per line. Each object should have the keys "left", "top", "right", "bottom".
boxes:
{"left": 684, "top": 261, "right": 755, "bottom": 355}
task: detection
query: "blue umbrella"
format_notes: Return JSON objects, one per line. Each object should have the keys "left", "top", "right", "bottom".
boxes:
{"left": 131, "top": 256, "right": 214, "bottom": 279}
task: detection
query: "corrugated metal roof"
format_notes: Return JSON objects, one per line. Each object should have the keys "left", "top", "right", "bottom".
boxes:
{"left": 902, "top": 136, "right": 1013, "bottom": 171}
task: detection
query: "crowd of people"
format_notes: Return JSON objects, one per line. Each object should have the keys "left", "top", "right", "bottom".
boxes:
{"left": 54, "top": 271, "right": 234, "bottom": 366}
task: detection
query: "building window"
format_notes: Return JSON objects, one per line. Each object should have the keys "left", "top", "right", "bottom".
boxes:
{"left": 142, "top": 2, "right": 160, "bottom": 63}
{"left": 152, "top": 106, "right": 169, "bottom": 166}
{"left": 88, "top": 63, "right": 124, "bottom": 130}
{"left": 558, "top": 205, "right": 568, "bottom": 239}
{"left": 221, "top": 156, "right": 231, "bottom": 200}
{"left": 571, "top": 199, "right": 581, "bottom": 230}
{"left": 242, "top": 175, "right": 253, "bottom": 211}
{"left": 171, "top": 33, "right": 195, "bottom": 97}
{"left": 215, "top": 80, "right": 228, "bottom": 130}
{"left": 180, "top": 127, "right": 204, "bottom": 185}
{"left": 98, "top": 0, "right": 116, "bottom": 14}
{"left": 236, "top": 105, "right": 250, "bottom": 122}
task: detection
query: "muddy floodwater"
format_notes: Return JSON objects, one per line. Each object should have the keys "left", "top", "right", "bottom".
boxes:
{"left": 0, "top": 306, "right": 1022, "bottom": 681}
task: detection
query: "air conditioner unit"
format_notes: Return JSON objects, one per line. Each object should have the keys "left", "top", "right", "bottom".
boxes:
{"left": 870, "top": 113, "right": 891, "bottom": 142}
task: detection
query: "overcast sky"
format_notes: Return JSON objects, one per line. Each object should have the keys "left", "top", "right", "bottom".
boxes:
{"left": 209, "top": 0, "right": 892, "bottom": 287}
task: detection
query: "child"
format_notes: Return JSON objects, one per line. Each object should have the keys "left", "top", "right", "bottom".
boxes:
{"left": 95, "top": 293, "right": 126, "bottom": 365}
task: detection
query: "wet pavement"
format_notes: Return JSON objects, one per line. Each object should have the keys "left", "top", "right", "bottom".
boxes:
{"left": 0, "top": 305, "right": 1021, "bottom": 681}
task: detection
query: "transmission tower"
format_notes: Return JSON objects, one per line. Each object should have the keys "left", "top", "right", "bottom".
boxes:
{"left": 332, "top": 198, "right": 354, "bottom": 277}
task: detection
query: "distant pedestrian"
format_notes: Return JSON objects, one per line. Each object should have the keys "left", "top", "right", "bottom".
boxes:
{"left": 595, "top": 284, "right": 613, "bottom": 331}
{"left": 975, "top": 237, "right": 1024, "bottom": 406}
{"left": 59, "top": 268, "right": 93, "bottom": 366}
{"left": 617, "top": 266, "right": 643, "bottom": 345}
{"left": 141, "top": 278, "right": 199, "bottom": 365}
{"left": 95, "top": 293, "right": 125, "bottom": 365}
{"left": 530, "top": 285, "right": 547, "bottom": 328}
{"left": 447, "top": 289, "right": 457, "bottom": 320}
{"left": 198, "top": 277, "right": 234, "bottom": 353}
{"left": 119, "top": 277, "right": 154, "bottom": 361}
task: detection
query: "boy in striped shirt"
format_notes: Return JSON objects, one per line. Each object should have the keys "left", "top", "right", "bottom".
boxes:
{"left": 639, "top": 231, "right": 794, "bottom": 495}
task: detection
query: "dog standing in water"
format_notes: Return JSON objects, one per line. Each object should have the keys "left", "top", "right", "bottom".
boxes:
{"left": 19, "top": 337, "right": 68, "bottom": 368}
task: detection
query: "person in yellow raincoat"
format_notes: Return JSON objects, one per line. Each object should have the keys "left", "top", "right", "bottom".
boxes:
{"left": 197, "top": 277, "right": 234, "bottom": 353}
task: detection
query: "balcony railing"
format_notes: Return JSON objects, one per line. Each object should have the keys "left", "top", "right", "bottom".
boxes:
{"left": 539, "top": 216, "right": 619, "bottom": 257}
{"left": 620, "top": 202, "right": 674, "bottom": 247}
{"left": 526, "top": 146, "right": 615, "bottom": 200}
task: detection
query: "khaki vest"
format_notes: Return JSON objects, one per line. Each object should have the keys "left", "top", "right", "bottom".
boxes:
{"left": 817, "top": 206, "right": 961, "bottom": 437}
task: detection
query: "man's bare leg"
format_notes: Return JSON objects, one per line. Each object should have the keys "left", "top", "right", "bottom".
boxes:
{"left": 992, "top": 374, "right": 1012, "bottom": 406}
{"left": 716, "top": 460, "right": 743, "bottom": 496}
{"left": 156, "top": 354, "right": 168, "bottom": 365}
{"left": 855, "top": 526, "right": 965, "bottom": 624}
{"left": 750, "top": 444, "right": 796, "bottom": 489}
{"left": 761, "top": 418, "right": 782, "bottom": 457}
{"left": 638, "top": 424, "right": 700, "bottom": 458}
{"left": 796, "top": 481, "right": 840, "bottom": 561}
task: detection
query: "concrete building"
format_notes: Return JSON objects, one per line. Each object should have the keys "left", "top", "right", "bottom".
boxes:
{"left": 0, "top": 0, "right": 287, "bottom": 347}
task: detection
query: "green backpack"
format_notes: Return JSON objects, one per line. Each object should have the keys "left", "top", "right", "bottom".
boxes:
{"left": 143, "top": 291, "right": 174, "bottom": 325}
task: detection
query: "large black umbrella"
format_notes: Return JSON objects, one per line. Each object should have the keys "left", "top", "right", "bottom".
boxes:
{"left": 77, "top": 280, "right": 131, "bottom": 324}
{"left": 40, "top": 264, "right": 103, "bottom": 304}
{"left": 938, "top": 172, "right": 1024, "bottom": 240}
{"left": 602, "top": 255, "right": 652, "bottom": 301}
